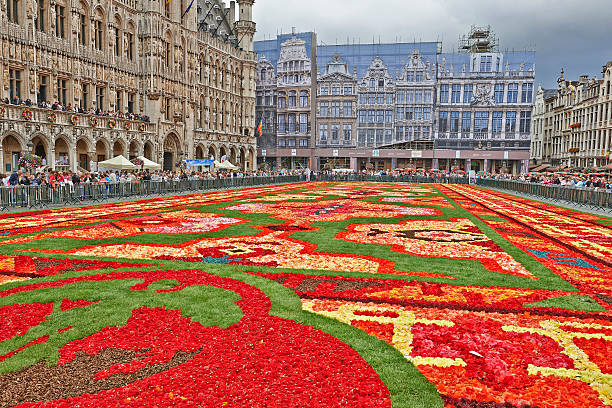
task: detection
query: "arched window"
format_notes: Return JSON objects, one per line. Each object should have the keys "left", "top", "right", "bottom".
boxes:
{"left": 299, "top": 90, "right": 308, "bottom": 107}
{"left": 113, "top": 16, "right": 122, "bottom": 57}
{"left": 125, "top": 22, "right": 135, "bottom": 61}
{"left": 180, "top": 37, "right": 186, "bottom": 73}
{"left": 278, "top": 91, "right": 286, "bottom": 108}
{"left": 199, "top": 95, "right": 205, "bottom": 128}
{"left": 93, "top": 9, "right": 105, "bottom": 51}
{"left": 7, "top": 0, "right": 21, "bottom": 24}
{"left": 220, "top": 63, "right": 226, "bottom": 89}
{"left": 55, "top": 1, "right": 66, "bottom": 38}
{"left": 35, "top": 0, "right": 46, "bottom": 31}
{"left": 288, "top": 91, "right": 296, "bottom": 107}
{"left": 199, "top": 55, "right": 205, "bottom": 82}
{"left": 77, "top": 3, "right": 88, "bottom": 45}
{"left": 163, "top": 32, "right": 172, "bottom": 67}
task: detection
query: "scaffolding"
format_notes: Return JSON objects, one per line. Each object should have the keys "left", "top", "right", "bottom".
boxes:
{"left": 458, "top": 25, "right": 499, "bottom": 53}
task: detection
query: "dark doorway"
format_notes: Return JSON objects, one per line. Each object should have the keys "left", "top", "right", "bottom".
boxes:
{"left": 163, "top": 152, "right": 173, "bottom": 171}
{"left": 79, "top": 154, "right": 89, "bottom": 171}
{"left": 35, "top": 143, "right": 46, "bottom": 159}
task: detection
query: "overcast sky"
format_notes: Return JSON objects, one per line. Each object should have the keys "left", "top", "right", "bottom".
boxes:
{"left": 253, "top": 0, "right": 612, "bottom": 89}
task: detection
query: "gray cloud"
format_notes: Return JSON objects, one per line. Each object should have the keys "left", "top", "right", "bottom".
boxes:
{"left": 253, "top": 0, "right": 612, "bottom": 88}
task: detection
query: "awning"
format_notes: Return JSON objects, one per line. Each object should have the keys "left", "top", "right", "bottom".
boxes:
{"left": 532, "top": 164, "right": 550, "bottom": 172}
{"left": 98, "top": 155, "right": 138, "bottom": 170}
{"left": 135, "top": 156, "right": 161, "bottom": 170}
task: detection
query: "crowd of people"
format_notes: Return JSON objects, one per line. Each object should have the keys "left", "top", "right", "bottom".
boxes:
{"left": 0, "top": 168, "right": 307, "bottom": 188}
{"left": 2, "top": 98, "right": 150, "bottom": 122}
{"left": 2, "top": 166, "right": 612, "bottom": 191}
{"left": 474, "top": 171, "right": 612, "bottom": 190}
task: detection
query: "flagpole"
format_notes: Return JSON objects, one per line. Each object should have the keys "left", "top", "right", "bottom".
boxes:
{"left": 150, "top": 1, "right": 154, "bottom": 90}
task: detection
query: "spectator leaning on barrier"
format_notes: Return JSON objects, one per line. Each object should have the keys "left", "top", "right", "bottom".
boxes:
{"left": 8, "top": 170, "right": 20, "bottom": 186}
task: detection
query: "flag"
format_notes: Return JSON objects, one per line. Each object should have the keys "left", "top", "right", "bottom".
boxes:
{"left": 256, "top": 119, "right": 263, "bottom": 137}
{"left": 181, "top": 0, "right": 194, "bottom": 18}
{"left": 165, "top": 0, "right": 170, "bottom": 6}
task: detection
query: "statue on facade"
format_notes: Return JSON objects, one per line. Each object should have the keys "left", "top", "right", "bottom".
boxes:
{"left": 49, "top": 5, "right": 56, "bottom": 30}
{"left": 27, "top": 0, "right": 36, "bottom": 18}
{"left": 471, "top": 83, "right": 494, "bottom": 106}
{"left": 72, "top": 13, "right": 79, "bottom": 34}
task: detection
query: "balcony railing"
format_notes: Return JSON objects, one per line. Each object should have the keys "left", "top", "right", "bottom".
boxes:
{"left": 0, "top": 103, "right": 155, "bottom": 133}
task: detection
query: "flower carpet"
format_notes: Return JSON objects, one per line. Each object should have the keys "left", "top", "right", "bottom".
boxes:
{"left": 0, "top": 181, "right": 610, "bottom": 407}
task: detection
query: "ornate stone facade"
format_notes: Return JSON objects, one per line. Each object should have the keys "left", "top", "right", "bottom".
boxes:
{"left": 274, "top": 36, "right": 313, "bottom": 169}
{"left": 0, "top": 0, "right": 257, "bottom": 172}
{"left": 254, "top": 29, "right": 535, "bottom": 173}
{"left": 254, "top": 56, "right": 276, "bottom": 168}
{"left": 356, "top": 57, "right": 395, "bottom": 148}
{"left": 532, "top": 64, "right": 612, "bottom": 168}
{"left": 435, "top": 51, "right": 535, "bottom": 173}
{"left": 316, "top": 56, "right": 357, "bottom": 157}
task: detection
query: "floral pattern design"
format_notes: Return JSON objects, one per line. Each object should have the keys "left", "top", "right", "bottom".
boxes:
{"left": 1, "top": 182, "right": 611, "bottom": 407}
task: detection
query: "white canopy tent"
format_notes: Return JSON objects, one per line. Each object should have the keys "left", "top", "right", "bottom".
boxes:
{"left": 97, "top": 155, "right": 138, "bottom": 170}
{"left": 216, "top": 160, "right": 239, "bottom": 170}
{"left": 135, "top": 156, "right": 161, "bottom": 170}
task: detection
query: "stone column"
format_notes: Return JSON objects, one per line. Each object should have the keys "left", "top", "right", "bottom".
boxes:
{"left": 432, "top": 158, "right": 439, "bottom": 170}
{"left": 350, "top": 157, "right": 358, "bottom": 171}
{"left": 69, "top": 142, "right": 77, "bottom": 172}
{"left": 464, "top": 158, "right": 471, "bottom": 171}
{"left": 49, "top": 148, "right": 56, "bottom": 170}
{"left": 310, "top": 156, "right": 319, "bottom": 171}
{"left": 88, "top": 151, "right": 96, "bottom": 172}
{"left": 391, "top": 157, "right": 397, "bottom": 169}
{"left": 483, "top": 159, "right": 489, "bottom": 172}
{"left": 0, "top": 146, "right": 4, "bottom": 173}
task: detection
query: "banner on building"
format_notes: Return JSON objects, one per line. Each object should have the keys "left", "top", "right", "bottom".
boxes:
{"left": 186, "top": 159, "right": 215, "bottom": 168}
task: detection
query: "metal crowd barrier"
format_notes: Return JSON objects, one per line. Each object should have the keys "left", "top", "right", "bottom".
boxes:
{"left": 475, "top": 179, "right": 612, "bottom": 210}
{"left": 0, "top": 176, "right": 306, "bottom": 210}
{"left": 313, "top": 174, "right": 470, "bottom": 184}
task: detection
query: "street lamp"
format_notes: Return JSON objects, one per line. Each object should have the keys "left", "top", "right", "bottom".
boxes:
{"left": 26, "top": 140, "right": 34, "bottom": 152}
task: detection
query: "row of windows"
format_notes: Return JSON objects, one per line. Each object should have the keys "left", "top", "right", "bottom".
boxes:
{"left": 367, "top": 78, "right": 388, "bottom": 90}
{"left": 357, "top": 110, "right": 394, "bottom": 124}
{"left": 278, "top": 74, "right": 310, "bottom": 84}
{"left": 9, "top": 2, "right": 135, "bottom": 59}
{"left": 256, "top": 92, "right": 276, "bottom": 106}
{"left": 396, "top": 89, "right": 433, "bottom": 104}
{"left": 277, "top": 91, "right": 309, "bottom": 108}
{"left": 278, "top": 138, "right": 309, "bottom": 147}
{"left": 277, "top": 113, "right": 309, "bottom": 133}
{"left": 439, "top": 83, "right": 533, "bottom": 104}
{"left": 278, "top": 61, "right": 308, "bottom": 73}
{"left": 357, "top": 129, "right": 394, "bottom": 144}
{"left": 356, "top": 108, "right": 432, "bottom": 123}
{"left": 319, "top": 124, "right": 352, "bottom": 141}
{"left": 320, "top": 101, "right": 353, "bottom": 117}
{"left": 395, "top": 126, "right": 431, "bottom": 139}
{"left": 358, "top": 93, "right": 395, "bottom": 105}
{"left": 438, "top": 111, "right": 532, "bottom": 133}
{"left": 320, "top": 85, "right": 354, "bottom": 96}
{"left": 401, "top": 71, "right": 427, "bottom": 82}
{"left": 356, "top": 128, "right": 432, "bottom": 143}
{"left": 395, "top": 107, "right": 432, "bottom": 121}
{"left": 8, "top": 69, "right": 135, "bottom": 111}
